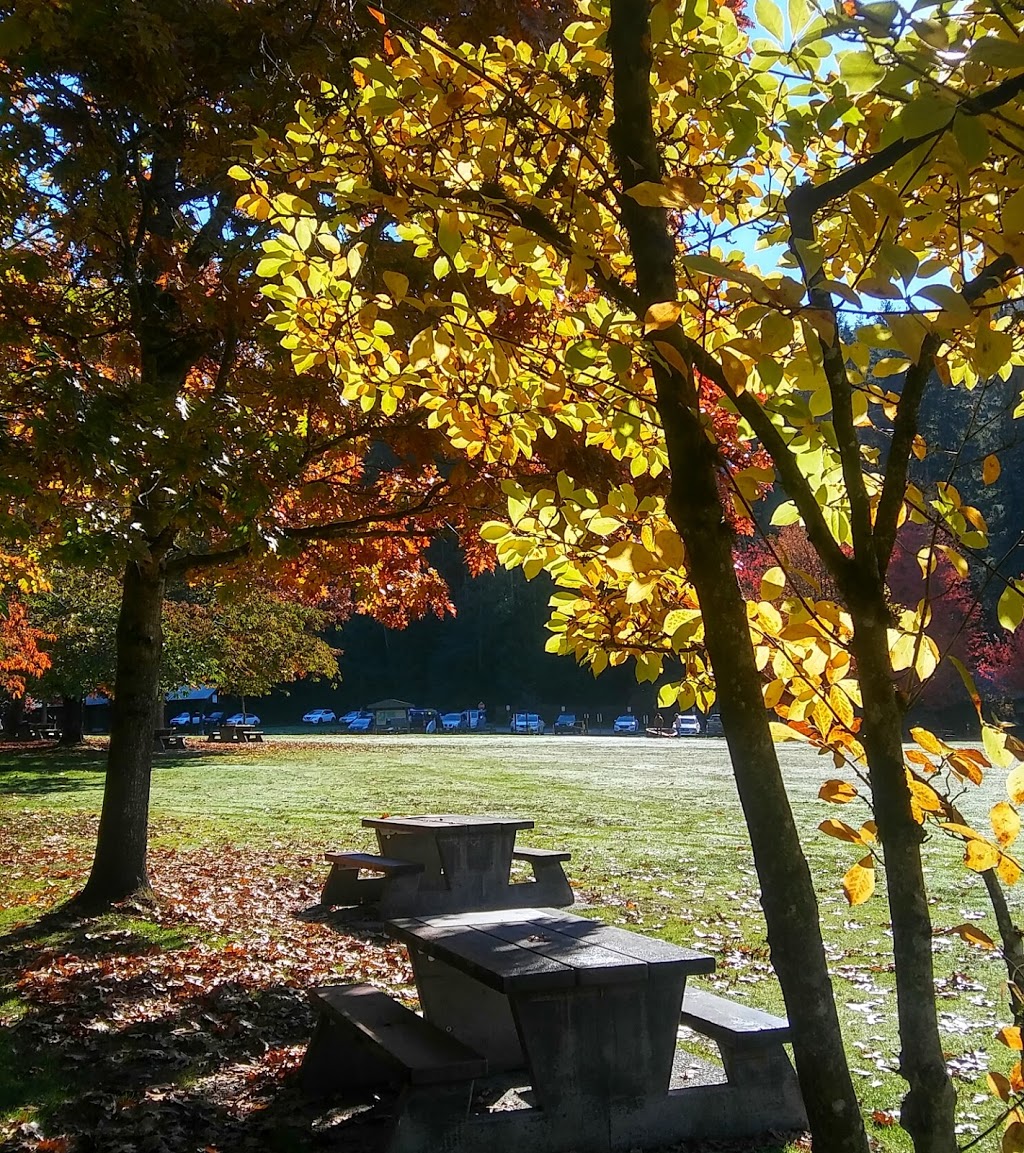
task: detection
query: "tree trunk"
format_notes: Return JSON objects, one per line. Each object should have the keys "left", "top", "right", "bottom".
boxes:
{"left": 606, "top": 3, "right": 868, "bottom": 1149}
{"left": 77, "top": 554, "right": 166, "bottom": 907}
{"left": 3, "top": 693, "right": 25, "bottom": 738}
{"left": 847, "top": 596, "right": 957, "bottom": 1152}
{"left": 59, "top": 695, "right": 85, "bottom": 746}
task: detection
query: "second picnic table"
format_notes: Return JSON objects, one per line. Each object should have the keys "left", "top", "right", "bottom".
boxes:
{"left": 320, "top": 813, "right": 574, "bottom": 916}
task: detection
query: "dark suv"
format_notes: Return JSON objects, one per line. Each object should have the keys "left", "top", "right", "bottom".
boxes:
{"left": 554, "top": 713, "right": 584, "bottom": 734}
{"left": 705, "top": 713, "right": 724, "bottom": 737}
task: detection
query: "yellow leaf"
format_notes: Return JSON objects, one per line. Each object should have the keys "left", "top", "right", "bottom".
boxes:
{"left": 984, "top": 454, "right": 1002, "bottom": 485}
{"left": 819, "top": 818, "right": 867, "bottom": 844}
{"left": 625, "top": 176, "right": 703, "bottom": 209}
{"left": 842, "top": 855, "right": 875, "bottom": 905}
{"left": 999, "top": 583, "right": 1024, "bottom": 632}
{"left": 1004, "top": 1121, "right": 1024, "bottom": 1153}
{"left": 383, "top": 271, "right": 409, "bottom": 300}
{"left": 1000, "top": 855, "right": 1023, "bottom": 886}
{"left": 644, "top": 301, "right": 682, "bottom": 333}
{"left": 992, "top": 802, "right": 1021, "bottom": 848}
{"left": 999, "top": 1027, "right": 1024, "bottom": 1051}
{"left": 952, "top": 922, "right": 995, "bottom": 948}
{"left": 964, "top": 839, "right": 1001, "bottom": 872}
{"left": 760, "top": 566, "right": 786, "bottom": 601}
{"left": 652, "top": 339, "right": 692, "bottom": 379}
{"left": 910, "top": 726, "right": 947, "bottom": 756}
{"left": 1007, "top": 766, "right": 1024, "bottom": 806}
{"left": 989, "top": 1070, "right": 1012, "bottom": 1101}
{"left": 819, "top": 780, "right": 858, "bottom": 804}
{"left": 948, "top": 751, "right": 984, "bottom": 785}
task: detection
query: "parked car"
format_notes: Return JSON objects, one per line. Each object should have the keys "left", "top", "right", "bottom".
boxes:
{"left": 460, "top": 708, "right": 486, "bottom": 731}
{"left": 346, "top": 714, "right": 373, "bottom": 733}
{"left": 554, "top": 713, "right": 583, "bottom": 734}
{"left": 169, "top": 711, "right": 203, "bottom": 727}
{"left": 440, "top": 711, "right": 464, "bottom": 731}
{"left": 510, "top": 712, "right": 545, "bottom": 734}
{"left": 303, "top": 708, "right": 337, "bottom": 724}
{"left": 705, "top": 712, "right": 724, "bottom": 737}
{"left": 613, "top": 714, "right": 639, "bottom": 734}
{"left": 226, "top": 712, "right": 260, "bottom": 726}
{"left": 338, "top": 709, "right": 371, "bottom": 728}
{"left": 207, "top": 711, "right": 225, "bottom": 725}
{"left": 674, "top": 713, "right": 701, "bottom": 736}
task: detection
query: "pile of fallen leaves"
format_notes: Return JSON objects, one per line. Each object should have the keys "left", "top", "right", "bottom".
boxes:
{"left": 0, "top": 814, "right": 411, "bottom": 1153}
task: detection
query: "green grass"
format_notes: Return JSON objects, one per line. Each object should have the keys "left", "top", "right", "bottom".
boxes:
{"left": 1, "top": 732, "right": 1019, "bottom": 1150}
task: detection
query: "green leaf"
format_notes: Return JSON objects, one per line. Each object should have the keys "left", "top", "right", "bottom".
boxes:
{"left": 771, "top": 501, "right": 801, "bottom": 526}
{"left": 968, "top": 36, "right": 1024, "bottom": 69}
{"left": 789, "top": 0, "right": 811, "bottom": 35}
{"left": 901, "top": 97, "right": 955, "bottom": 140}
{"left": 916, "top": 283, "right": 973, "bottom": 323}
{"left": 998, "top": 582, "right": 1024, "bottom": 632}
{"left": 756, "top": 0, "right": 785, "bottom": 41}
{"left": 839, "top": 51, "right": 886, "bottom": 94}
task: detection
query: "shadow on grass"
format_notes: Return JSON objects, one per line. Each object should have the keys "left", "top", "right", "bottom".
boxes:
{"left": 0, "top": 904, "right": 796, "bottom": 1153}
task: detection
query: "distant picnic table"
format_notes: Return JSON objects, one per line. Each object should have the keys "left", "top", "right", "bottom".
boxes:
{"left": 206, "top": 724, "right": 263, "bottom": 744}
{"left": 301, "top": 906, "right": 807, "bottom": 1152}
{"left": 320, "top": 813, "right": 574, "bottom": 917}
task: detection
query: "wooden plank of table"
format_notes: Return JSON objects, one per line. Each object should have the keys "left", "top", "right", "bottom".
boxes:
{"left": 390, "top": 918, "right": 576, "bottom": 993}
{"left": 363, "top": 813, "right": 534, "bottom": 833}
{"left": 480, "top": 919, "right": 647, "bottom": 985}
{"left": 556, "top": 920, "right": 716, "bottom": 974}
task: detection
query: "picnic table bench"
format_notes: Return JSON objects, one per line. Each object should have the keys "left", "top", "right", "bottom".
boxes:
{"left": 320, "top": 814, "right": 574, "bottom": 917}
{"left": 301, "top": 907, "right": 805, "bottom": 1153}
{"left": 22, "top": 724, "right": 61, "bottom": 740}
{"left": 206, "top": 724, "right": 264, "bottom": 744}
{"left": 153, "top": 728, "right": 186, "bottom": 751}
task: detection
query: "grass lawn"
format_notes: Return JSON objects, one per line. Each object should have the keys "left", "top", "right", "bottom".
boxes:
{"left": 0, "top": 732, "right": 1018, "bottom": 1152}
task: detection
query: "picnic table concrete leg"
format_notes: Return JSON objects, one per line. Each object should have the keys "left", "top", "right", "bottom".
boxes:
{"left": 300, "top": 1014, "right": 396, "bottom": 1096}
{"left": 508, "top": 971, "right": 687, "bottom": 1112}
{"left": 388, "top": 1082, "right": 475, "bottom": 1153}
{"left": 376, "top": 831, "right": 446, "bottom": 892}
{"left": 409, "top": 949, "right": 524, "bottom": 1070}
{"left": 434, "top": 830, "right": 516, "bottom": 908}
{"left": 377, "top": 869, "right": 425, "bottom": 918}
{"left": 321, "top": 863, "right": 385, "bottom": 907}
{"left": 508, "top": 859, "right": 573, "bottom": 907}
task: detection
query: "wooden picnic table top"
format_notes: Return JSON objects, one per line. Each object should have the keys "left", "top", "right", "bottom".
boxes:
{"left": 362, "top": 813, "right": 534, "bottom": 834}
{"left": 387, "top": 907, "right": 714, "bottom": 994}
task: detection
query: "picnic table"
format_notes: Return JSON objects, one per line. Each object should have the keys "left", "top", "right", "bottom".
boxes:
{"left": 319, "top": 813, "right": 574, "bottom": 916}
{"left": 153, "top": 727, "right": 186, "bottom": 751}
{"left": 206, "top": 723, "right": 263, "bottom": 744}
{"left": 301, "top": 906, "right": 806, "bottom": 1152}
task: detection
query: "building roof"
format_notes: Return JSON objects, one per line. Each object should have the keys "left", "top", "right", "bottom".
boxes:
{"left": 166, "top": 686, "right": 218, "bottom": 702}
{"left": 366, "top": 698, "right": 415, "bottom": 711}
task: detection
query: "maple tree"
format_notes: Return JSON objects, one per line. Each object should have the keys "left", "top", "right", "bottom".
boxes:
{"left": 0, "top": 0, "right": 579, "bottom": 907}
{"left": 245, "top": 0, "right": 1024, "bottom": 1146}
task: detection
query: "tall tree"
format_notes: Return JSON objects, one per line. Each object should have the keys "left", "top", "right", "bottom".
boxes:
{"left": 0, "top": 0, "right": 571, "bottom": 905}
{"left": 247, "top": 0, "right": 1024, "bottom": 1147}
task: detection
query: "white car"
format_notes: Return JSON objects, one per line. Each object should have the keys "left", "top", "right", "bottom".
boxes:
{"left": 440, "top": 712, "right": 464, "bottom": 731}
{"left": 226, "top": 712, "right": 260, "bottom": 726}
{"left": 303, "top": 708, "right": 337, "bottom": 724}
{"left": 169, "top": 711, "right": 201, "bottom": 727}
{"left": 674, "top": 713, "right": 701, "bottom": 736}
{"left": 613, "top": 714, "right": 639, "bottom": 734}
{"left": 510, "top": 712, "right": 545, "bottom": 734}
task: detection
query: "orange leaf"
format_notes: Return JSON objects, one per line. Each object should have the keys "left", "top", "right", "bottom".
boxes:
{"left": 965, "top": 839, "right": 1001, "bottom": 872}
{"left": 842, "top": 855, "right": 875, "bottom": 905}
{"left": 993, "top": 802, "right": 1021, "bottom": 849}
{"left": 367, "top": 6, "right": 386, "bottom": 23}
{"left": 819, "top": 818, "right": 866, "bottom": 844}
{"left": 998, "top": 1027, "right": 1023, "bottom": 1050}
{"left": 1004, "top": 1120, "right": 1024, "bottom": 1153}
{"left": 1013, "top": 1062, "right": 1024, "bottom": 1092}
{"left": 949, "top": 751, "right": 984, "bottom": 785}
{"left": 951, "top": 922, "right": 995, "bottom": 948}
{"left": 990, "top": 1070, "right": 1012, "bottom": 1101}
{"left": 984, "top": 453, "right": 1001, "bottom": 485}
{"left": 819, "top": 779, "right": 858, "bottom": 803}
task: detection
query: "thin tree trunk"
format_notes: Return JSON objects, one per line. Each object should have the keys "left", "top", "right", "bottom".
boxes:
{"left": 59, "top": 695, "right": 85, "bottom": 746}
{"left": 77, "top": 554, "right": 166, "bottom": 907}
{"left": 848, "top": 599, "right": 957, "bottom": 1151}
{"left": 3, "top": 693, "right": 25, "bottom": 738}
{"left": 606, "top": 3, "right": 868, "bottom": 1149}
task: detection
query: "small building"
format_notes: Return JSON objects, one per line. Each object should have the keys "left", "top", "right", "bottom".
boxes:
{"left": 366, "top": 698, "right": 414, "bottom": 733}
